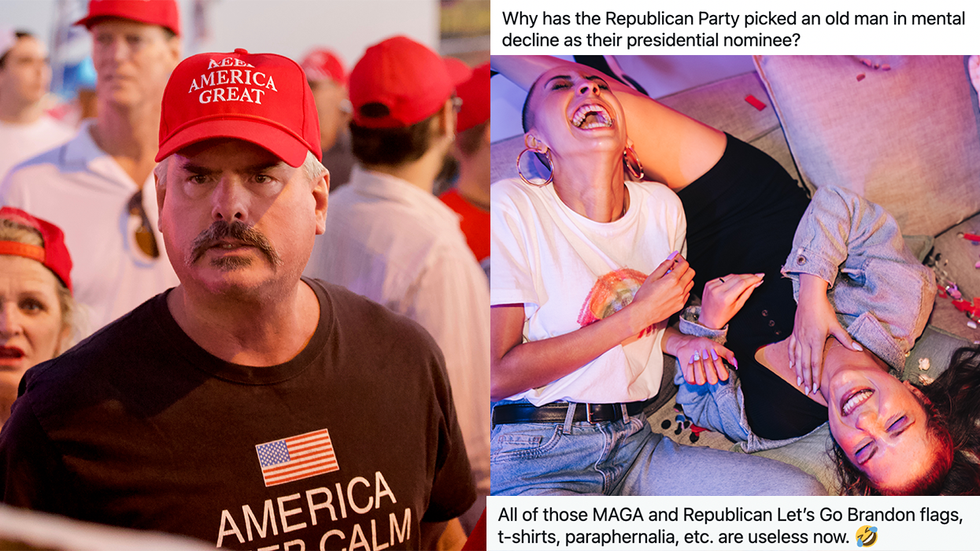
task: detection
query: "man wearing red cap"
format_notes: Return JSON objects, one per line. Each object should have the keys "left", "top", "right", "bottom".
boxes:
{"left": 0, "top": 48, "right": 475, "bottom": 550}
{"left": 304, "top": 36, "right": 490, "bottom": 533}
{"left": 440, "top": 62, "right": 491, "bottom": 279}
{"left": 0, "top": 0, "right": 181, "bottom": 336}
{"left": 0, "top": 28, "right": 74, "bottom": 182}
{"left": 299, "top": 47, "right": 356, "bottom": 190}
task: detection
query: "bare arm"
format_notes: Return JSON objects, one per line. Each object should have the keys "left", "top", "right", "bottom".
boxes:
{"left": 491, "top": 55, "right": 727, "bottom": 189}
{"left": 490, "top": 255, "right": 694, "bottom": 401}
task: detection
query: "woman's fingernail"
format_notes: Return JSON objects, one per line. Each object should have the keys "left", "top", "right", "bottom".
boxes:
{"left": 733, "top": 358, "right": 739, "bottom": 370}
{"left": 852, "top": 342, "right": 863, "bottom": 351}
{"left": 755, "top": 273, "right": 765, "bottom": 277}
{"left": 710, "top": 348, "right": 719, "bottom": 360}
{"left": 667, "top": 250, "right": 679, "bottom": 260}
{"left": 753, "top": 282, "right": 763, "bottom": 288}
{"left": 693, "top": 351, "right": 700, "bottom": 361}
{"left": 797, "top": 376, "right": 803, "bottom": 386}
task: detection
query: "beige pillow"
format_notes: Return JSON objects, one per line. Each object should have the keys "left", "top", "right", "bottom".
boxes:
{"left": 754, "top": 56, "right": 980, "bottom": 237}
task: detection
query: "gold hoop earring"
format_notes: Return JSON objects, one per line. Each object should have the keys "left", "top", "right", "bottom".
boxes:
{"left": 516, "top": 147, "right": 554, "bottom": 187}
{"left": 623, "top": 146, "right": 644, "bottom": 181}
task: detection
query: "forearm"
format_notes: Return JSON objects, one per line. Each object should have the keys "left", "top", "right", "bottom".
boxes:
{"left": 490, "top": 303, "right": 650, "bottom": 401}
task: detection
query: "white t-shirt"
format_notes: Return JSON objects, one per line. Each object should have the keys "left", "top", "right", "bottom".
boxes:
{"left": 0, "top": 121, "right": 179, "bottom": 337}
{"left": 491, "top": 177, "right": 686, "bottom": 405}
{"left": 0, "top": 116, "right": 74, "bottom": 183}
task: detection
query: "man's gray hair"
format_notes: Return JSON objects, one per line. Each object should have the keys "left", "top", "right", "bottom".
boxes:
{"left": 154, "top": 150, "right": 327, "bottom": 189}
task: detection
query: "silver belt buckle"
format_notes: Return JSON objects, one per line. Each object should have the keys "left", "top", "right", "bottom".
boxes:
{"left": 586, "top": 403, "right": 595, "bottom": 423}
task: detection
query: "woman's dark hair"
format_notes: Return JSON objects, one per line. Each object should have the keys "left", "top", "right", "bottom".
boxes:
{"left": 834, "top": 346, "right": 980, "bottom": 495}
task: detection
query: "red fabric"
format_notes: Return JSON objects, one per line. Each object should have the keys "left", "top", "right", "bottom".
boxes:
{"left": 299, "top": 48, "right": 347, "bottom": 85}
{"left": 156, "top": 49, "right": 321, "bottom": 166}
{"left": 462, "top": 509, "right": 487, "bottom": 551}
{"left": 0, "top": 207, "right": 73, "bottom": 292}
{"left": 349, "top": 36, "right": 471, "bottom": 128}
{"left": 440, "top": 189, "right": 489, "bottom": 264}
{"left": 75, "top": 0, "right": 180, "bottom": 35}
{"left": 456, "top": 63, "right": 490, "bottom": 133}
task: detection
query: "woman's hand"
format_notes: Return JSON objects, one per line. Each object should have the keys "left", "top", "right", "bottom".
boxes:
{"left": 699, "top": 273, "right": 764, "bottom": 329}
{"left": 789, "top": 274, "right": 862, "bottom": 395}
{"left": 664, "top": 329, "right": 736, "bottom": 385}
{"left": 627, "top": 252, "right": 695, "bottom": 336}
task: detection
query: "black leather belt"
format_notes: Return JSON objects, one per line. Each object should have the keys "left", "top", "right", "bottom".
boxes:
{"left": 492, "top": 400, "right": 653, "bottom": 426}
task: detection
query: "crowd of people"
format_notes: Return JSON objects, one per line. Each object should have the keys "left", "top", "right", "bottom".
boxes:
{"left": 0, "top": 0, "right": 491, "bottom": 548}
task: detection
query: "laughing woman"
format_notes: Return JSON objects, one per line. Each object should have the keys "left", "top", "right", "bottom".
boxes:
{"left": 489, "top": 58, "right": 826, "bottom": 496}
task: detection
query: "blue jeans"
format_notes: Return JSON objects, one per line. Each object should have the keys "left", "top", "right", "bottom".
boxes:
{"left": 490, "top": 410, "right": 826, "bottom": 496}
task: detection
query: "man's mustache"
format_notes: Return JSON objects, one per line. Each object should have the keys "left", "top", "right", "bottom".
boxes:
{"left": 189, "top": 221, "right": 282, "bottom": 267}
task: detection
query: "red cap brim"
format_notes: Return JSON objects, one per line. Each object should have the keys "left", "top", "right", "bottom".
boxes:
{"left": 156, "top": 116, "right": 312, "bottom": 167}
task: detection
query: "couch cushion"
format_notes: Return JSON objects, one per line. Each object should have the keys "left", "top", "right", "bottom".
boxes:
{"left": 754, "top": 56, "right": 980, "bottom": 237}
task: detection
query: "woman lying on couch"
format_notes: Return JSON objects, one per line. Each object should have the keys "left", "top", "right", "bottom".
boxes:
{"left": 493, "top": 55, "right": 980, "bottom": 495}
{"left": 678, "top": 184, "right": 980, "bottom": 495}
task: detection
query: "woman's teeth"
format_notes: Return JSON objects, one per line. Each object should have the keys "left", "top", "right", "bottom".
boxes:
{"left": 842, "top": 388, "right": 873, "bottom": 416}
{"left": 572, "top": 104, "right": 612, "bottom": 129}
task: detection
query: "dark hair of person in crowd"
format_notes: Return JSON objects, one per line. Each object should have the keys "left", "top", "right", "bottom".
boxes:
{"left": 349, "top": 104, "right": 437, "bottom": 166}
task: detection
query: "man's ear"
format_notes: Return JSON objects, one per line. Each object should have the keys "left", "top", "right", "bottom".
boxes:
{"left": 154, "top": 172, "right": 166, "bottom": 218}
{"left": 313, "top": 169, "right": 329, "bottom": 235}
{"left": 437, "top": 98, "right": 455, "bottom": 139}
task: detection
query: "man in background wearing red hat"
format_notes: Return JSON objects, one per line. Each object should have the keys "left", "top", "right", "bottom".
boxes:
{"left": 304, "top": 36, "right": 490, "bottom": 534}
{"left": 0, "top": 0, "right": 181, "bottom": 336}
{"left": 440, "top": 62, "right": 491, "bottom": 280}
{"left": 0, "top": 28, "right": 74, "bottom": 182}
{"left": 299, "top": 47, "right": 356, "bottom": 191}
{"left": 0, "top": 47, "right": 475, "bottom": 549}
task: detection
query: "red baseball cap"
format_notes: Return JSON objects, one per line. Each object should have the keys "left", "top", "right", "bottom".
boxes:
{"left": 75, "top": 0, "right": 181, "bottom": 36}
{"left": 300, "top": 48, "right": 347, "bottom": 85}
{"left": 349, "top": 35, "right": 471, "bottom": 129}
{"left": 456, "top": 62, "right": 490, "bottom": 133}
{"left": 156, "top": 48, "right": 321, "bottom": 167}
{"left": 0, "top": 207, "right": 73, "bottom": 293}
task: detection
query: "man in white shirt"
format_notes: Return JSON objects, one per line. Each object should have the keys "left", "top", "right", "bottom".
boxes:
{"left": 304, "top": 36, "right": 490, "bottom": 533}
{"left": 0, "top": 0, "right": 181, "bottom": 335}
{"left": 0, "top": 29, "right": 74, "bottom": 182}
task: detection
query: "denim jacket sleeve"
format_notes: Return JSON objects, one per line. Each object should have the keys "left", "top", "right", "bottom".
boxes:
{"left": 781, "top": 186, "right": 936, "bottom": 369}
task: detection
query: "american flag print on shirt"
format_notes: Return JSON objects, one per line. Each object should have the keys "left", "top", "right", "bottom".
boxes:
{"left": 255, "top": 428, "right": 339, "bottom": 487}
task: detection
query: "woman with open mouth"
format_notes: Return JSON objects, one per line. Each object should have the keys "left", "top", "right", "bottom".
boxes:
{"left": 491, "top": 56, "right": 979, "bottom": 497}
{"left": 488, "top": 57, "right": 826, "bottom": 497}
{"left": 0, "top": 207, "right": 75, "bottom": 428}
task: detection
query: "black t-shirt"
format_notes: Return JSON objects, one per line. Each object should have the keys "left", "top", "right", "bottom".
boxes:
{"left": 0, "top": 278, "right": 475, "bottom": 549}
{"left": 678, "top": 134, "right": 828, "bottom": 439}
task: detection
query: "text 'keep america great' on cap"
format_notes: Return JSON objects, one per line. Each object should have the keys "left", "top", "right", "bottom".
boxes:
{"left": 156, "top": 48, "right": 321, "bottom": 167}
